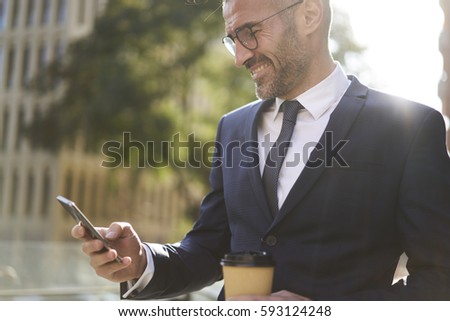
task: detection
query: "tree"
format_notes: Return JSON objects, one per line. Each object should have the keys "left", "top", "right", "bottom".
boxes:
{"left": 29, "top": 0, "right": 227, "bottom": 157}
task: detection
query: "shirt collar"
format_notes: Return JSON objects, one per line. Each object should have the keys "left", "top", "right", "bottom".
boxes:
{"left": 272, "top": 63, "right": 351, "bottom": 121}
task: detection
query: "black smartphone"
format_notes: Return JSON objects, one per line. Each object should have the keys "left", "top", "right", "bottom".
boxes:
{"left": 56, "top": 195, "right": 123, "bottom": 263}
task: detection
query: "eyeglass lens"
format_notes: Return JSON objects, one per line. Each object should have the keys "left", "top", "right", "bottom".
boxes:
{"left": 222, "top": 0, "right": 304, "bottom": 57}
{"left": 223, "top": 37, "right": 236, "bottom": 56}
{"left": 223, "top": 27, "right": 257, "bottom": 57}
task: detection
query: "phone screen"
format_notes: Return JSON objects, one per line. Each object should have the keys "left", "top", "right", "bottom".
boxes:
{"left": 56, "top": 195, "right": 123, "bottom": 263}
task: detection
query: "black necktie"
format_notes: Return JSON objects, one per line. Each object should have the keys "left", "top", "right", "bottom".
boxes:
{"left": 262, "top": 100, "right": 302, "bottom": 217}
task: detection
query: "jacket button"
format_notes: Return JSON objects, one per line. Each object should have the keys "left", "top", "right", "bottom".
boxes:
{"left": 265, "top": 235, "right": 277, "bottom": 246}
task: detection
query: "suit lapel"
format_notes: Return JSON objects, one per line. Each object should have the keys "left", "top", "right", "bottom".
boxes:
{"left": 245, "top": 99, "right": 275, "bottom": 223}
{"left": 273, "top": 77, "right": 369, "bottom": 226}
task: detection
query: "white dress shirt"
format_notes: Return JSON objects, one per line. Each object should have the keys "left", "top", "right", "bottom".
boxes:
{"left": 124, "top": 63, "right": 351, "bottom": 298}
{"left": 258, "top": 63, "right": 351, "bottom": 208}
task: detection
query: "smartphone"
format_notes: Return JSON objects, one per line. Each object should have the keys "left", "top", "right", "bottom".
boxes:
{"left": 56, "top": 195, "right": 123, "bottom": 263}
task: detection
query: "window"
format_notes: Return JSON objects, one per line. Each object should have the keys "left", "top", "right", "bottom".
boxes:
{"left": 15, "top": 106, "right": 25, "bottom": 150}
{"left": 51, "top": 39, "right": 65, "bottom": 87}
{"left": 56, "top": 0, "right": 67, "bottom": 25}
{"left": 37, "top": 42, "right": 48, "bottom": 72}
{"left": 0, "top": 0, "right": 8, "bottom": 31}
{"left": 26, "top": 170, "right": 35, "bottom": 216}
{"left": 26, "top": 0, "right": 35, "bottom": 27}
{"left": 0, "top": 46, "right": 4, "bottom": 87}
{"left": 33, "top": 42, "right": 48, "bottom": 81}
{"left": 6, "top": 47, "right": 15, "bottom": 89}
{"left": 10, "top": 0, "right": 19, "bottom": 28}
{"left": 1, "top": 107, "right": 8, "bottom": 149}
{"left": 40, "top": 0, "right": 51, "bottom": 26}
{"left": 21, "top": 45, "right": 31, "bottom": 88}
{"left": 10, "top": 169, "right": 19, "bottom": 215}
{"left": 78, "top": 0, "right": 86, "bottom": 25}
{"left": 31, "top": 107, "right": 42, "bottom": 147}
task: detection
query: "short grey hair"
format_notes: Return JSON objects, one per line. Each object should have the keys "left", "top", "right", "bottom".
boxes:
{"left": 222, "top": 0, "right": 332, "bottom": 31}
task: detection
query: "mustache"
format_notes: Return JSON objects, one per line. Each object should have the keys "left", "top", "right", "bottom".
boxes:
{"left": 245, "top": 55, "right": 272, "bottom": 70}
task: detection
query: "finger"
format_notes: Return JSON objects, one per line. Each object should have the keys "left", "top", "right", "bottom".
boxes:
{"left": 89, "top": 247, "right": 120, "bottom": 267}
{"left": 87, "top": 248, "right": 132, "bottom": 281}
{"left": 270, "top": 290, "right": 311, "bottom": 301}
{"left": 105, "top": 222, "right": 134, "bottom": 241}
{"left": 81, "top": 238, "right": 106, "bottom": 256}
{"left": 71, "top": 224, "right": 88, "bottom": 240}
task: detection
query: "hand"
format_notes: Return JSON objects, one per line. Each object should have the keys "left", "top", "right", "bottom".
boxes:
{"left": 228, "top": 290, "right": 311, "bottom": 301}
{"left": 71, "top": 222, "right": 147, "bottom": 283}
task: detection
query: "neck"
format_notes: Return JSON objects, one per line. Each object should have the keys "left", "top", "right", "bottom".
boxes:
{"left": 281, "top": 53, "right": 335, "bottom": 100}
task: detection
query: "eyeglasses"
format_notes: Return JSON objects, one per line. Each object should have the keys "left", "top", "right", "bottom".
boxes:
{"left": 222, "top": 1, "right": 304, "bottom": 57}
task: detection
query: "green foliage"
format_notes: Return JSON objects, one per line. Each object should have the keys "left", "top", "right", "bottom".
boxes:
{"left": 28, "top": 0, "right": 227, "bottom": 155}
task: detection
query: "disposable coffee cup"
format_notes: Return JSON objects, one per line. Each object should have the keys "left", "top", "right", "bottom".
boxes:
{"left": 220, "top": 251, "right": 275, "bottom": 300}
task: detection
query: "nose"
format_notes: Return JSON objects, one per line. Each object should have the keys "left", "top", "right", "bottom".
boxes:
{"left": 234, "top": 41, "right": 254, "bottom": 68}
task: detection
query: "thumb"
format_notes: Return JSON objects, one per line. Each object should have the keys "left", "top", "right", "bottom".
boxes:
{"left": 105, "top": 222, "right": 134, "bottom": 241}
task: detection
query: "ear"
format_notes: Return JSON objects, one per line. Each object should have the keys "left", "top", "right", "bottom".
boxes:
{"left": 302, "top": 0, "right": 324, "bottom": 35}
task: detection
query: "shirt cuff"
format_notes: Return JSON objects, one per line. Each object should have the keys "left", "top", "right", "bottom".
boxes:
{"left": 122, "top": 243, "right": 155, "bottom": 298}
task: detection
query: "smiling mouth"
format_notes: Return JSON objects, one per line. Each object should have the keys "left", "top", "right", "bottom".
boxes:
{"left": 249, "top": 63, "right": 271, "bottom": 79}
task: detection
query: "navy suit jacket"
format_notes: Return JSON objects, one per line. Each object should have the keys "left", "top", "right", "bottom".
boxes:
{"left": 130, "top": 76, "right": 450, "bottom": 300}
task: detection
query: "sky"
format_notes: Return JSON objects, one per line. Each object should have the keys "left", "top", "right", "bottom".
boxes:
{"left": 333, "top": 0, "right": 445, "bottom": 112}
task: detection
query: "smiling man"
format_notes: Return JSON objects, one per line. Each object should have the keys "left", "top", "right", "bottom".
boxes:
{"left": 72, "top": 0, "right": 450, "bottom": 300}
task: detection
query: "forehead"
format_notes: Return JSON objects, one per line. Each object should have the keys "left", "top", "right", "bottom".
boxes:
{"left": 223, "top": 0, "right": 274, "bottom": 32}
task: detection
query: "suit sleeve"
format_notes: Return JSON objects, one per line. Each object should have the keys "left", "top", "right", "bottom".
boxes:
{"left": 127, "top": 117, "right": 231, "bottom": 300}
{"left": 348, "top": 109, "right": 450, "bottom": 300}
{"left": 395, "top": 109, "right": 450, "bottom": 300}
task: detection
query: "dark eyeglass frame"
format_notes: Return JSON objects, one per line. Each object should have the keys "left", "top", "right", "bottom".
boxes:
{"left": 222, "top": 0, "right": 304, "bottom": 57}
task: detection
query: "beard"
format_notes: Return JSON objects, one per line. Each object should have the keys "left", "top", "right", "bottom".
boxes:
{"left": 252, "top": 28, "right": 310, "bottom": 100}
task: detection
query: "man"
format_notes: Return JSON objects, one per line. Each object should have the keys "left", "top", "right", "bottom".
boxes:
{"left": 72, "top": 0, "right": 450, "bottom": 300}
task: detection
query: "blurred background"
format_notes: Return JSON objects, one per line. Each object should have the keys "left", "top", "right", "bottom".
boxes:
{"left": 0, "top": 0, "right": 448, "bottom": 300}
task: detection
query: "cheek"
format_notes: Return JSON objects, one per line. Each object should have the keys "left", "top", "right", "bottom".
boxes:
{"left": 256, "top": 35, "right": 283, "bottom": 65}
{"left": 256, "top": 28, "right": 279, "bottom": 51}
{"left": 257, "top": 26, "right": 297, "bottom": 64}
